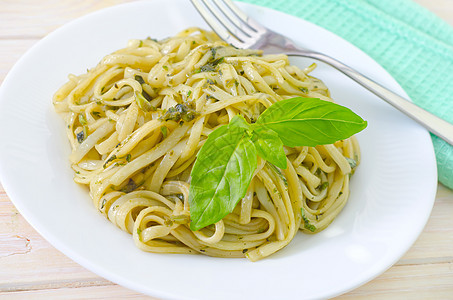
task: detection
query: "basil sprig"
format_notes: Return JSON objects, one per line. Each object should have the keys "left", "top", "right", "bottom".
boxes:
{"left": 188, "top": 97, "right": 367, "bottom": 231}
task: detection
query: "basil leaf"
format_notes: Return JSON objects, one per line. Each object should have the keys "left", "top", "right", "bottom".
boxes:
{"left": 228, "top": 113, "right": 252, "bottom": 131}
{"left": 188, "top": 97, "right": 367, "bottom": 231}
{"left": 189, "top": 115, "right": 257, "bottom": 231}
{"left": 251, "top": 126, "right": 287, "bottom": 169}
{"left": 255, "top": 97, "right": 367, "bottom": 147}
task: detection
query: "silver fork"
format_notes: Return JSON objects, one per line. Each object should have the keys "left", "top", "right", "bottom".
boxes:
{"left": 191, "top": 0, "right": 453, "bottom": 146}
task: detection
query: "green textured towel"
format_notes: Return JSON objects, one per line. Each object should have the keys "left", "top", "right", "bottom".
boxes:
{"left": 240, "top": 0, "right": 453, "bottom": 189}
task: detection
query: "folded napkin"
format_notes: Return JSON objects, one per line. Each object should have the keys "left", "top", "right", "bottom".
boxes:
{"left": 240, "top": 0, "right": 453, "bottom": 189}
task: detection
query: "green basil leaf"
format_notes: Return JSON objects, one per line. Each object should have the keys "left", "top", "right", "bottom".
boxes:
{"left": 255, "top": 97, "right": 367, "bottom": 147}
{"left": 251, "top": 126, "right": 287, "bottom": 169}
{"left": 228, "top": 114, "right": 252, "bottom": 131}
{"left": 189, "top": 115, "right": 257, "bottom": 231}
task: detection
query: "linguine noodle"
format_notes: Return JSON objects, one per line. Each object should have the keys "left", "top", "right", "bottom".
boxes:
{"left": 53, "top": 28, "right": 360, "bottom": 261}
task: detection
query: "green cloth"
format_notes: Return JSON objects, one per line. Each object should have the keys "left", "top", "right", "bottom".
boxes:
{"left": 240, "top": 0, "right": 453, "bottom": 189}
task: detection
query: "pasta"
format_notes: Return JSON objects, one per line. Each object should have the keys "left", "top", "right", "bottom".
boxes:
{"left": 53, "top": 28, "right": 361, "bottom": 261}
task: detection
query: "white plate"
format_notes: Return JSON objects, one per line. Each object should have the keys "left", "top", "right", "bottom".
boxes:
{"left": 0, "top": 1, "right": 437, "bottom": 299}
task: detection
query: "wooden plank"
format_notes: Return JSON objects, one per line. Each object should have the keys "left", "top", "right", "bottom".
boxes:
{"left": 0, "top": 186, "right": 99, "bottom": 288}
{"left": 0, "top": 284, "right": 155, "bottom": 300}
{"left": 0, "top": 0, "right": 135, "bottom": 39}
{"left": 399, "top": 184, "right": 453, "bottom": 264}
{"left": 0, "top": 0, "right": 450, "bottom": 39}
{"left": 1, "top": 262, "right": 453, "bottom": 299}
{"left": 336, "top": 262, "right": 453, "bottom": 299}
{"left": 413, "top": 0, "right": 453, "bottom": 25}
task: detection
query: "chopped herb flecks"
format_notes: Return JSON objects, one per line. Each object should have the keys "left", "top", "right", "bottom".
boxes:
{"left": 319, "top": 182, "right": 329, "bottom": 191}
{"left": 160, "top": 126, "right": 168, "bottom": 138}
{"left": 121, "top": 178, "right": 138, "bottom": 193}
{"left": 135, "top": 91, "right": 156, "bottom": 112}
{"left": 200, "top": 57, "right": 224, "bottom": 73}
{"left": 78, "top": 114, "right": 87, "bottom": 126}
{"left": 301, "top": 207, "right": 316, "bottom": 232}
{"left": 135, "top": 75, "right": 146, "bottom": 85}
{"left": 171, "top": 214, "right": 190, "bottom": 224}
{"left": 103, "top": 155, "right": 117, "bottom": 168}
{"left": 268, "top": 163, "right": 288, "bottom": 187}
{"left": 346, "top": 157, "right": 357, "bottom": 169}
{"left": 76, "top": 127, "right": 87, "bottom": 143}
{"left": 299, "top": 87, "right": 308, "bottom": 93}
{"left": 160, "top": 103, "right": 198, "bottom": 122}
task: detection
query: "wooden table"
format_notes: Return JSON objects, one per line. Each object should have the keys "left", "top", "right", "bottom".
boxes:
{"left": 1, "top": 1, "right": 452, "bottom": 298}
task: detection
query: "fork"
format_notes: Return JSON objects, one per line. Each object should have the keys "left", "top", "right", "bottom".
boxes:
{"left": 191, "top": 0, "right": 453, "bottom": 146}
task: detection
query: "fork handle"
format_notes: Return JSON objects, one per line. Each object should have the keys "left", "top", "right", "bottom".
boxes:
{"left": 287, "top": 50, "right": 453, "bottom": 146}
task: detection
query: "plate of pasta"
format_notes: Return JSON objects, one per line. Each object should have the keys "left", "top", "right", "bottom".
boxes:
{"left": 0, "top": 0, "right": 437, "bottom": 299}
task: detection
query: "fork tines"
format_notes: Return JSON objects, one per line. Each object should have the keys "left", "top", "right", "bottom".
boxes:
{"left": 190, "top": 0, "right": 266, "bottom": 48}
